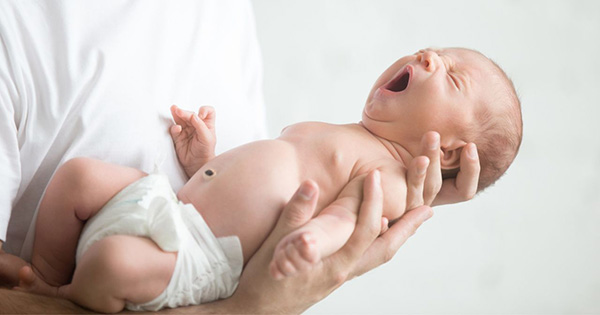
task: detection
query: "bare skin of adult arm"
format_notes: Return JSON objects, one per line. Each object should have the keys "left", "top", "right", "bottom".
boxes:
{"left": 0, "top": 132, "right": 479, "bottom": 313}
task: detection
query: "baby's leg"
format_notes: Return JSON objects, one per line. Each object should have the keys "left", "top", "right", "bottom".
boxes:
{"left": 31, "top": 158, "right": 146, "bottom": 286}
{"left": 18, "top": 235, "right": 177, "bottom": 313}
{"left": 270, "top": 173, "right": 389, "bottom": 279}
{"left": 270, "top": 204, "right": 359, "bottom": 280}
{"left": 270, "top": 176, "right": 367, "bottom": 280}
{"left": 270, "top": 230, "right": 320, "bottom": 279}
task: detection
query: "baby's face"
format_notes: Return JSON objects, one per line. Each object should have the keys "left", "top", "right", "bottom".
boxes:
{"left": 362, "top": 48, "right": 495, "bottom": 155}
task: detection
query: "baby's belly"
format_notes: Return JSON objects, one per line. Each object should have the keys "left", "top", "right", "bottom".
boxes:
{"left": 183, "top": 140, "right": 302, "bottom": 263}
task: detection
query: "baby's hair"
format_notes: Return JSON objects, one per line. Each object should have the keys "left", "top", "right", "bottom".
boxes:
{"left": 472, "top": 55, "right": 523, "bottom": 192}
{"left": 439, "top": 48, "right": 522, "bottom": 192}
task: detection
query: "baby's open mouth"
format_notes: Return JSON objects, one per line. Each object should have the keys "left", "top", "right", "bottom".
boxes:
{"left": 385, "top": 68, "right": 410, "bottom": 92}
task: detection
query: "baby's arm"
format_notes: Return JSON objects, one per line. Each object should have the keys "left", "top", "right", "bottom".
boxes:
{"left": 270, "top": 171, "right": 389, "bottom": 279}
{"left": 170, "top": 105, "right": 216, "bottom": 178}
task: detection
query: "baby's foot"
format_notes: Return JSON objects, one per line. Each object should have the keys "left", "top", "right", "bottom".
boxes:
{"left": 14, "top": 265, "right": 59, "bottom": 297}
{"left": 269, "top": 232, "right": 320, "bottom": 280}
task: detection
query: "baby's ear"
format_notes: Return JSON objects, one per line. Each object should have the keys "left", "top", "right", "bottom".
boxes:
{"left": 440, "top": 144, "right": 464, "bottom": 170}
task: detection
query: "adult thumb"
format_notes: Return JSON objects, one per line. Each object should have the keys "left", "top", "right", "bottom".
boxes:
{"left": 266, "top": 180, "right": 319, "bottom": 244}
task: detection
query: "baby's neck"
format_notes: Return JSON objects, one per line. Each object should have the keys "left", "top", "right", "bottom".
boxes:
{"left": 357, "top": 122, "right": 414, "bottom": 167}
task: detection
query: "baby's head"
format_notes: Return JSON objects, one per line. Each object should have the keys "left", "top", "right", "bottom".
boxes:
{"left": 362, "top": 47, "right": 522, "bottom": 192}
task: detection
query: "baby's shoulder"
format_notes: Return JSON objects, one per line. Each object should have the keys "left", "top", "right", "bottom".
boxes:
{"left": 280, "top": 121, "right": 342, "bottom": 135}
{"left": 281, "top": 122, "right": 372, "bottom": 141}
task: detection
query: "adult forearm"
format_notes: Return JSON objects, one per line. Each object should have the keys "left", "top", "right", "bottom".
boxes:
{"left": 0, "top": 289, "right": 241, "bottom": 315}
{"left": 0, "top": 288, "right": 92, "bottom": 313}
{"left": 151, "top": 298, "right": 241, "bottom": 314}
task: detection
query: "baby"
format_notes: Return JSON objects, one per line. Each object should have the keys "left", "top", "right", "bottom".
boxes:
{"left": 11, "top": 48, "right": 522, "bottom": 312}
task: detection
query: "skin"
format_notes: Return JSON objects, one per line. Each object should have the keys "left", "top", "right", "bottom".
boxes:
{"left": 0, "top": 48, "right": 484, "bottom": 313}
{"left": 0, "top": 132, "right": 478, "bottom": 313}
{"left": 270, "top": 48, "right": 490, "bottom": 277}
{"left": 0, "top": 144, "right": 444, "bottom": 314}
{"left": 363, "top": 48, "right": 494, "bottom": 171}
{"left": 361, "top": 48, "right": 488, "bottom": 206}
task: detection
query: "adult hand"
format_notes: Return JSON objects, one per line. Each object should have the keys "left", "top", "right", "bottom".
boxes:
{"left": 417, "top": 131, "right": 481, "bottom": 206}
{"left": 167, "top": 133, "right": 457, "bottom": 314}
{"left": 220, "top": 166, "right": 432, "bottom": 313}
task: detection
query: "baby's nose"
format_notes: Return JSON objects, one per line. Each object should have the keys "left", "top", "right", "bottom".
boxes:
{"left": 416, "top": 50, "right": 437, "bottom": 72}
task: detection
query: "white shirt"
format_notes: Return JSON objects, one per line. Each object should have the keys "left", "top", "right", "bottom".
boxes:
{"left": 0, "top": 0, "right": 266, "bottom": 260}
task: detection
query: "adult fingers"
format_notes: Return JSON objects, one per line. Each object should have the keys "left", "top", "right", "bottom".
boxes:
{"left": 454, "top": 142, "right": 480, "bottom": 200}
{"left": 332, "top": 170, "right": 383, "bottom": 270}
{"left": 351, "top": 205, "right": 433, "bottom": 277}
{"left": 433, "top": 142, "right": 480, "bottom": 206}
{"left": 405, "top": 156, "right": 429, "bottom": 211}
{"left": 421, "top": 131, "right": 442, "bottom": 205}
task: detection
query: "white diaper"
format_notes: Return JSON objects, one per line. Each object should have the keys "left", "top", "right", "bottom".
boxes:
{"left": 76, "top": 173, "right": 243, "bottom": 311}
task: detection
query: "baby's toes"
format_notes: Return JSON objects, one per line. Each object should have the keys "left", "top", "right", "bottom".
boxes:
{"left": 14, "top": 266, "right": 59, "bottom": 297}
{"left": 276, "top": 246, "right": 299, "bottom": 277}
{"left": 17, "top": 266, "right": 36, "bottom": 288}
{"left": 281, "top": 241, "right": 312, "bottom": 274}
{"left": 269, "top": 258, "right": 284, "bottom": 280}
{"left": 293, "top": 233, "right": 320, "bottom": 264}
{"left": 270, "top": 246, "right": 297, "bottom": 279}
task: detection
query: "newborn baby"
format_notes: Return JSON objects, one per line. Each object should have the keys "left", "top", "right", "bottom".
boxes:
{"left": 12, "top": 48, "right": 522, "bottom": 312}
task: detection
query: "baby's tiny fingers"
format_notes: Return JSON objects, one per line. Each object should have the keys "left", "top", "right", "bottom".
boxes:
{"left": 169, "top": 125, "right": 182, "bottom": 139}
{"left": 170, "top": 105, "right": 186, "bottom": 126}
{"left": 198, "top": 106, "right": 216, "bottom": 128}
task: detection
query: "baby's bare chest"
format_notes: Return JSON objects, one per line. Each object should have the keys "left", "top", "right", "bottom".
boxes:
{"left": 280, "top": 122, "right": 393, "bottom": 184}
{"left": 198, "top": 123, "right": 392, "bottom": 209}
{"left": 189, "top": 122, "right": 402, "bottom": 260}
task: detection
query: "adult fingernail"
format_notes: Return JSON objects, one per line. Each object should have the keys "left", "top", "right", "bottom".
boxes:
{"left": 429, "top": 134, "right": 439, "bottom": 150}
{"left": 373, "top": 169, "right": 381, "bottom": 184}
{"left": 298, "top": 182, "right": 316, "bottom": 200}
{"left": 423, "top": 208, "right": 434, "bottom": 221}
{"left": 467, "top": 144, "right": 478, "bottom": 160}
{"left": 418, "top": 163, "right": 427, "bottom": 175}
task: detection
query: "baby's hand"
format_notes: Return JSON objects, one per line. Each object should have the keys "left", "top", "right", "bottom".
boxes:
{"left": 269, "top": 231, "right": 320, "bottom": 280}
{"left": 170, "top": 105, "right": 216, "bottom": 178}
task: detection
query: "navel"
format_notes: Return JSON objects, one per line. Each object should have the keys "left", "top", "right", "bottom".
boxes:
{"left": 203, "top": 168, "right": 216, "bottom": 180}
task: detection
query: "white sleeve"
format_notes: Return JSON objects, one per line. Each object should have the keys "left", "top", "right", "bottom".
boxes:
{"left": 0, "top": 33, "right": 21, "bottom": 242}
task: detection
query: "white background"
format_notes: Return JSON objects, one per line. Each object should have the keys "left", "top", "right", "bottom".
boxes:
{"left": 252, "top": 0, "right": 600, "bottom": 313}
